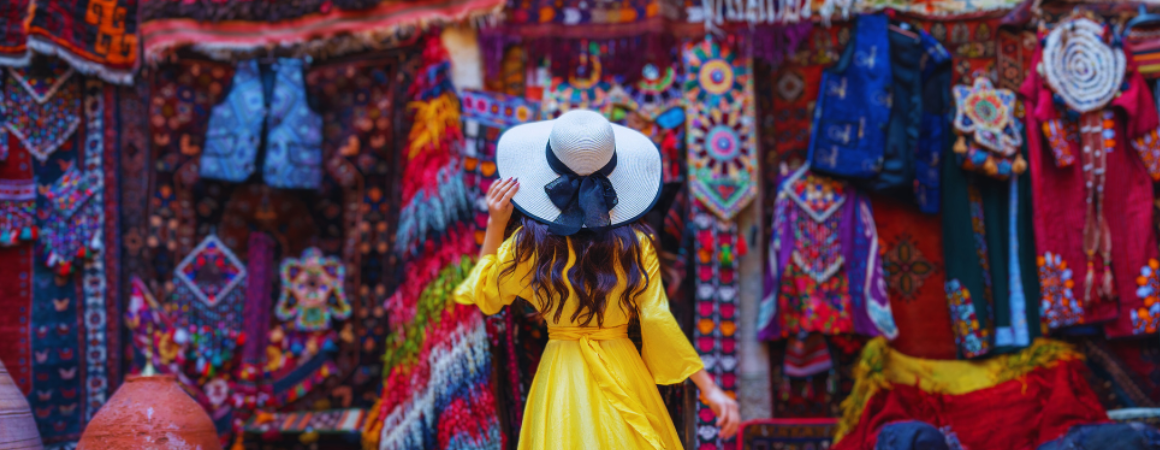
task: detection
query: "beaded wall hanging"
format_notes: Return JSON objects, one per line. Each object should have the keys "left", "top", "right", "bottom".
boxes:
{"left": 276, "top": 247, "right": 352, "bottom": 332}
{"left": 952, "top": 77, "right": 1026, "bottom": 180}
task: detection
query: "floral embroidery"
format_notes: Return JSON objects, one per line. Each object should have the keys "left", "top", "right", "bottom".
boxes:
{"left": 779, "top": 263, "right": 853, "bottom": 337}
{"left": 882, "top": 233, "right": 934, "bottom": 302}
{"left": 1132, "top": 129, "right": 1160, "bottom": 181}
{"left": 946, "top": 279, "right": 990, "bottom": 358}
{"left": 0, "top": 179, "right": 35, "bottom": 246}
{"left": 1038, "top": 252, "right": 1083, "bottom": 329}
{"left": 276, "top": 247, "right": 351, "bottom": 331}
{"left": 1042, "top": 118, "right": 1077, "bottom": 167}
{"left": 1133, "top": 259, "right": 1160, "bottom": 334}
{"left": 4, "top": 64, "right": 81, "bottom": 162}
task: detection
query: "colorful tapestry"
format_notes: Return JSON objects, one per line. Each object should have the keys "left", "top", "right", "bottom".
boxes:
{"left": 834, "top": 338, "right": 1107, "bottom": 450}
{"left": 276, "top": 247, "right": 351, "bottom": 332}
{"left": 13, "top": 0, "right": 138, "bottom": 83}
{"left": 737, "top": 418, "right": 837, "bottom": 450}
{"left": 124, "top": 52, "right": 404, "bottom": 443}
{"left": 1023, "top": 22, "right": 1160, "bottom": 336}
{"left": 305, "top": 52, "right": 407, "bottom": 409}
{"left": 139, "top": 0, "right": 500, "bottom": 63}
{"left": 683, "top": 37, "right": 757, "bottom": 220}
{"left": 368, "top": 35, "right": 501, "bottom": 450}
{"left": 691, "top": 199, "right": 740, "bottom": 449}
{"left": 871, "top": 195, "right": 955, "bottom": 360}
{"left": 21, "top": 78, "right": 116, "bottom": 448}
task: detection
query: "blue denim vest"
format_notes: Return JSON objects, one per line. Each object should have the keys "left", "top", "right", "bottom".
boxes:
{"left": 809, "top": 13, "right": 892, "bottom": 179}
{"left": 263, "top": 59, "right": 323, "bottom": 190}
{"left": 201, "top": 59, "right": 323, "bottom": 190}
{"left": 201, "top": 60, "right": 266, "bottom": 183}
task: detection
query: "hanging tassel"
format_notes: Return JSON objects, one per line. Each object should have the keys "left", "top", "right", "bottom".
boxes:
{"left": 954, "top": 135, "right": 968, "bottom": 154}
{"left": 1084, "top": 259, "right": 1095, "bottom": 304}
{"left": 1012, "top": 154, "right": 1028, "bottom": 175}
{"left": 19, "top": 226, "right": 31, "bottom": 241}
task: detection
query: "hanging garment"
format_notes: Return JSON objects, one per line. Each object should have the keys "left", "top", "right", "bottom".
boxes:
{"left": 263, "top": 58, "right": 323, "bottom": 189}
{"left": 914, "top": 31, "right": 952, "bottom": 214}
{"left": 759, "top": 165, "right": 897, "bottom": 340}
{"left": 201, "top": 59, "right": 323, "bottom": 189}
{"left": 864, "top": 23, "right": 922, "bottom": 194}
{"left": 809, "top": 13, "right": 892, "bottom": 180}
{"left": 941, "top": 133, "right": 1041, "bottom": 359}
{"left": 1022, "top": 19, "right": 1160, "bottom": 337}
{"left": 201, "top": 60, "right": 265, "bottom": 183}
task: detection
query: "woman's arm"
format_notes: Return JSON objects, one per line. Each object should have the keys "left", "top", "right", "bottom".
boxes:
{"left": 480, "top": 177, "right": 519, "bottom": 259}
{"left": 689, "top": 369, "right": 741, "bottom": 439}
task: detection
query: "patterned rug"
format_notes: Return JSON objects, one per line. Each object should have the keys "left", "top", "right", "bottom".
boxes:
{"left": 738, "top": 419, "right": 837, "bottom": 450}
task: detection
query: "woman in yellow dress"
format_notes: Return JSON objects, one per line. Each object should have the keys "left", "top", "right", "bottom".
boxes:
{"left": 453, "top": 110, "right": 739, "bottom": 449}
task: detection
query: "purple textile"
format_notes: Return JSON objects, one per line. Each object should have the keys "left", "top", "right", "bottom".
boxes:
{"left": 242, "top": 232, "right": 274, "bottom": 366}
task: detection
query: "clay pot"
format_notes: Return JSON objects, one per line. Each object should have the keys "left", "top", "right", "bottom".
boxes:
{"left": 78, "top": 375, "right": 221, "bottom": 450}
{"left": 0, "top": 359, "right": 43, "bottom": 450}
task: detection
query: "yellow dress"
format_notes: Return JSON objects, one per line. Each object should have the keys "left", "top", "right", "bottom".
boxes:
{"left": 453, "top": 231, "right": 704, "bottom": 450}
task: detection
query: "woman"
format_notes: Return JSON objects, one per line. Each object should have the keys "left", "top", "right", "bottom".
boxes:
{"left": 453, "top": 110, "right": 740, "bottom": 449}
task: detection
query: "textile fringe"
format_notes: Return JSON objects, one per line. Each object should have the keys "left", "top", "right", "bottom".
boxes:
{"left": 836, "top": 337, "right": 1084, "bottom": 442}
{"left": 26, "top": 38, "right": 134, "bottom": 85}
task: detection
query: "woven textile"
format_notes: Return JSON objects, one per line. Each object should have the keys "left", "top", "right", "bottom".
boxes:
{"left": 691, "top": 200, "right": 740, "bottom": 448}
{"left": 738, "top": 419, "right": 837, "bottom": 450}
{"left": 140, "top": 0, "right": 501, "bottom": 63}
{"left": 871, "top": 195, "right": 955, "bottom": 360}
{"left": 370, "top": 35, "right": 501, "bottom": 450}
{"left": 21, "top": 78, "right": 115, "bottom": 448}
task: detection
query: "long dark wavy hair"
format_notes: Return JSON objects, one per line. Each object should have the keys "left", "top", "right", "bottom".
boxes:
{"left": 500, "top": 215, "right": 654, "bottom": 327}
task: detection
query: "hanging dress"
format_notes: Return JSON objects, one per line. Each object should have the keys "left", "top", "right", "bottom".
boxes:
{"left": 453, "top": 232, "right": 703, "bottom": 450}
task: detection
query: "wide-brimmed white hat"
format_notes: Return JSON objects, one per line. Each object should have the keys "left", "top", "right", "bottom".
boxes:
{"left": 496, "top": 109, "right": 662, "bottom": 235}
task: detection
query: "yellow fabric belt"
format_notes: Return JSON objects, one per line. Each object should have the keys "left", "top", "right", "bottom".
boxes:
{"left": 547, "top": 325, "right": 664, "bottom": 449}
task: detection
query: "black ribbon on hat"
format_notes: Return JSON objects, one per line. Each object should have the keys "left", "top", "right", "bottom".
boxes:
{"left": 543, "top": 142, "right": 619, "bottom": 236}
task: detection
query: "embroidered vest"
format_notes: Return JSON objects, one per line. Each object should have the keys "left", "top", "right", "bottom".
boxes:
{"left": 201, "top": 60, "right": 266, "bottom": 183}
{"left": 809, "top": 13, "right": 892, "bottom": 179}
{"left": 201, "top": 59, "right": 323, "bottom": 190}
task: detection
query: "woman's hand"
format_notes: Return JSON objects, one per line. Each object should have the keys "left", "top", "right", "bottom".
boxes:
{"left": 689, "top": 369, "right": 741, "bottom": 439}
{"left": 704, "top": 386, "right": 740, "bottom": 439}
{"left": 479, "top": 177, "right": 519, "bottom": 259}
{"left": 487, "top": 177, "right": 519, "bottom": 228}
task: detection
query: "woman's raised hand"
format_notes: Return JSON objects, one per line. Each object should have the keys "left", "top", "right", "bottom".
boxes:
{"left": 487, "top": 177, "right": 519, "bottom": 228}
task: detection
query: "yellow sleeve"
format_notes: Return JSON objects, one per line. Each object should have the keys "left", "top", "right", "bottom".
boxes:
{"left": 637, "top": 235, "right": 704, "bottom": 385}
{"left": 452, "top": 234, "right": 534, "bottom": 315}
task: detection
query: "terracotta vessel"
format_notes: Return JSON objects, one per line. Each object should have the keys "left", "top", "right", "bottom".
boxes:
{"left": 0, "top": 359, "right": 43, "bottom": 450}
{"left": 77, "top": 375, "right": 221, "bottom": 450}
